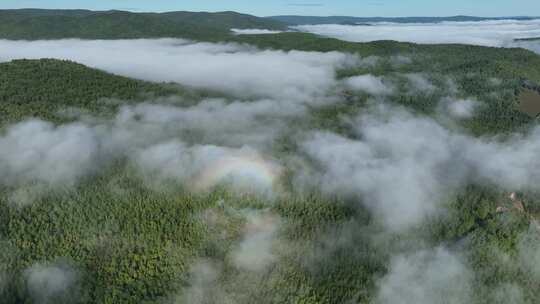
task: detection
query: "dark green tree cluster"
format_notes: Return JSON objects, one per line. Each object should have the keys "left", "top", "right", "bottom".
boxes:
{"left": 0, "top": 59, "right": 200, "bottom": 124}
{"left": 0, "top": 9, "right": 286, "bottom": 41}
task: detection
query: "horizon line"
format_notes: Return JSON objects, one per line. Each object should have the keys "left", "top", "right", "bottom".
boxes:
{"left": 2, "top": 8, "right": 540, "bottom": 19}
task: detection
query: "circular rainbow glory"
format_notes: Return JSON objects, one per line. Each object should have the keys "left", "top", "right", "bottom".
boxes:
{"left": 192, "top": 149, "right": 282, "bottom": 195}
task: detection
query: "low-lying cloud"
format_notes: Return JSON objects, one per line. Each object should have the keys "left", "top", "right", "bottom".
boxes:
{"left": 3, "top": 95, "right": 540, "bottom": 226}
{"left": 231, "top": 29, "right": 283, "bottom": 35}
{"left": 231, "top": 212, "right": 281, "bottom": 271}
{"left": 403, "top": 73, "right": 436, "bottom": 95}
{"left": 0, "top": 17, "right": 537, "bottom": 304}
{"left": 178, "top": 260, "right": 228, "bottom": 304}
{"left": 25, "top": 262, "right": 80, "bottom": 304}
{"left": 344, "top": 75, "right": 394, "bottom": 95}
{"left": 177, "top": 210, "right": 282, "bottom": 303}
{"left": 441, "top": 97, "right": 480, "bottom": 119}
{"left": 299, "top": 104, "right": 540, "bottom": 230}
{"left": 375, "top": 247, "right": 472, "bottom": 304}
{"left": 0, "top": 39, "right": 358, "bottom": 101}
{"left": 0, "top": 97, "right": 292, "bottom": 203}
{"left": 0, "top": 120, "right": 99, "bottom": 187}
{"left": 294, "top": 20, "right": 540, "bottom": 53}
{"left": 135, "top": 142, "right": 281, "bottom": 195}
{"left": 0, "top": 37, "right": 538, "bottom": 233}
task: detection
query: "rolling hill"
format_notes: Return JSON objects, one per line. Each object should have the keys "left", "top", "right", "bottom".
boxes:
{"left": 0, "top": 9, "right": 287, "bottom": 40}
{"left": 0, "top": 59, "right": 204, "bottom": 124}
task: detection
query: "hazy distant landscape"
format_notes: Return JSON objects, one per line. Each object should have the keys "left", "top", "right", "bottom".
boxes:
{"left": 290, "top": 19, "right": 540, "bottom": 54}
{"left": 0, "top": 6, "right": 539, "bottom": 304}
{"left": 268, "top": 15, "right": 540, "bottom": 25}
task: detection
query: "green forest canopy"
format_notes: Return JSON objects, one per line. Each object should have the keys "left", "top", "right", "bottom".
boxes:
{"left": 0, "top": 11, "right": 540, "bottom": 304}
{"left": 0, "top": 9, "right": 286, "bottom": 40}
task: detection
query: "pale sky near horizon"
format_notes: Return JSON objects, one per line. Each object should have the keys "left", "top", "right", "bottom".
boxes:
{"left": 2, "top": 0, "right": 540, "bottom": 17}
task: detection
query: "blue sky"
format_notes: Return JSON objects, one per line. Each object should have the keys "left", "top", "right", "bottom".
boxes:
{"left": 2, "top": 0, "right": 540, "bottom": 17}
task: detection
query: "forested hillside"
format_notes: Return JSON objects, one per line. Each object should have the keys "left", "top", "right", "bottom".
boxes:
{"left": 0, "top": 59, "right": 205, "bottom": 124}
{"left": 1, "top": 11, "right": 540, "bottom": 304}
{"left": 0, "top": 9, "right": 286, "bottom": 40}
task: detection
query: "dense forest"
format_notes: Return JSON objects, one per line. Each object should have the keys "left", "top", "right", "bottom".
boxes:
{"left": 0, "top": 59, "right": 199, "bottom": 124}
{"left": 0, "top": 9, "right": 540, "bottom": 304}
{"left": 0, "top": 9, "right": 286, "bottom": 40}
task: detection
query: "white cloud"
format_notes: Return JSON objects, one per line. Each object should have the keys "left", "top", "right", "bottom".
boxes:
{"left": 231, "top": 29, "right": 283, "bottom": 35}
{"left": 0, "top": 97, "right": 290, "bottom": 200}
{"left": 294, "top": 20, "right": 540, "bottom": 53}
{"left": 0, "top": 39, "right": 358, "bottom": 101}
{"left": 403, "top": 73, "right": 436, "bottom": 94}
{"left": 134, "top": 142, "right": 281, "bottom": 195}
{"left": 176, "top": 211, "right": 282, "bottom": 303}
{"left": 299, "top": 104, "right": 540, "bottom": 230}
{"left": 106, "top": 98, "right": 303, "bottom": 148}
{"left": 514, "top": 40, "right": 540, "bottom": 54}
{"left": 518, "top": 226, "right": 540, "bottom": 282}
{"left": 0, "top": 120, "right": 100, "bottom": 187}
{"left": 344, "top": 74, "right": 394, "bottom": 95}
{"left": 231, "top": 212, "right": 281, "bottom": 271}
{"left": 375, "top": 247, "right": 472, "bottom": 304}
{"left": 299, "top": 111, "right": 458, "bottom": 229}
{"left": 178, "top": 260, "right": 232, "bottom": 304}
{"left": 25, "top": 263, "right": 79, "bottom": 304}
{"left": 443, "top": 98, "right": 480, "bottom": 119}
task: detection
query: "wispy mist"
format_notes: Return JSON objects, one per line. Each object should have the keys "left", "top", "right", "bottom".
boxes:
{"left": 0, "top": 120, "right": 99, "bottom": 187}
{"left": 0, "top": 39, "right": 359, "bottom": 101}
{"left": 295, "top": 20, "right": 540, "bottom": 53}
{"left": 24, "top": 262, "right": 80, "bottom": 304}
{"left": 299, "top": 104, "right": 540, "bottom": 229}
{"left": 375, "top": 247, "right": 472, "bottom": 304}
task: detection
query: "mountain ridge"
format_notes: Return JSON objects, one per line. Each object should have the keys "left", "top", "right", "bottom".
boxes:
{"left": 0, "top": 9, "right": 287, "bottom": 40}
{"left": 268, "top": 15, "right": 540, "bottom": 25}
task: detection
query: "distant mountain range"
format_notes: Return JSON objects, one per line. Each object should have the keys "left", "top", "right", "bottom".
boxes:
{"left": 515, "top": 37, "right": 540, "bottom": 42}
{"left": 268, "top": 15, "right": 540, "bottom": 25}
{"left": 0, "top": 9, "right": 286, "bottom": 40}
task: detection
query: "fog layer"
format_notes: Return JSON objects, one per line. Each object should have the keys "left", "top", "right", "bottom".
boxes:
{"left": 295, "top": 20, "right": 540, "bottom": 54}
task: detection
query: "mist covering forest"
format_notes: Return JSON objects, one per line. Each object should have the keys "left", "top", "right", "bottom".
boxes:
{"left": 0, "top": 9, "right": 539, "bottom": 304}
